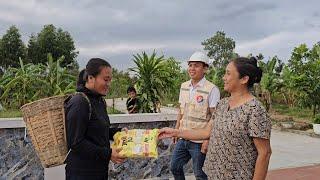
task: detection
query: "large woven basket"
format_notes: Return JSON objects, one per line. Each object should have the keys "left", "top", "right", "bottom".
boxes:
{"left": 20, "top": 95, "right": 69, "bottom": 168}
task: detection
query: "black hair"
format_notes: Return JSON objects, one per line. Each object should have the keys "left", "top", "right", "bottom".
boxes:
{"left": 127, "top": 86, "right": 136, "bottom": 94}
{"left": 232, "top": 57, "right": 263, "bottom": 88}
{"left": 77, "top": 58, "right": 111, "bottom": 87}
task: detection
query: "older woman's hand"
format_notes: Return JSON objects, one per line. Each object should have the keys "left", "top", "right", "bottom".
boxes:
{"left": 158, "top": 127, "right": 179, "bottom": 140}
{"left": 121, "top": 127, "right": 128, "bottom": 133}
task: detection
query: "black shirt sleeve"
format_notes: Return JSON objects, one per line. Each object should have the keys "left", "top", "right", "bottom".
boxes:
{"left": 65, "top": 95, "right": 111, "bottom": 161}
{"left": 109, "top": 128, "right": 121, "bottom": 141}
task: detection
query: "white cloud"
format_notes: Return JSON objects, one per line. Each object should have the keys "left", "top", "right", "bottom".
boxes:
{"left": 77, "top": 41, "right": 200, "bottom": 57}
{"left": 78, "top": 42, "right": 166, "bottom": 56}
{"left": 0, "top": 10, "right": 24, "bottom": 23}
{"left": 236, "top": 29, "right": 320, "bottom": 60}
{"left": 0, "top": 0, "right": 84, "bottom": 25}
{"left": 0, "top": 0, "right": 319, "bottom": 68}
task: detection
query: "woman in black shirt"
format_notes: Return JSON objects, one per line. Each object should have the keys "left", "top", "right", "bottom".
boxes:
{"left": 65, "top": 58, "right": 125, "bottom": 180}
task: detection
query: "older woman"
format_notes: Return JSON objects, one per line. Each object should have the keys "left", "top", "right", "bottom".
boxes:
{"left": 159, "top": 57, "right": 272, "bottom": 180}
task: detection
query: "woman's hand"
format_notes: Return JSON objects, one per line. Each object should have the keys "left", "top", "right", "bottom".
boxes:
{"left": 201, "top": 140, "right": 209, "bottom": 154}
{"left": 158, "top": 127, "right": 179, "bottom": 140}
{"left": 121, "top": 127, "right": 128, "bottom": 133}
{"left": 110, "top": 148, "right": 126, "bottom": 164}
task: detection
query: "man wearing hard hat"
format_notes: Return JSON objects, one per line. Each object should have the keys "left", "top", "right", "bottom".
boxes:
{"left": 170, "top": 51, "right": 220, "bottom": 180}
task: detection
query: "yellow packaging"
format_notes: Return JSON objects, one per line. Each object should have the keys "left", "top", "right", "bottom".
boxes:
{"left": 112, "top": 129, "right": 159, "bottom": 158}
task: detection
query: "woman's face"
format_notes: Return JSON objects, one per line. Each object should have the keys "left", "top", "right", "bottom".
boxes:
{"left": 88, "top": 66, "right": 112, "bottom": 96}
{"left": 223, "top": 62, "right": 247, "bottom": 93}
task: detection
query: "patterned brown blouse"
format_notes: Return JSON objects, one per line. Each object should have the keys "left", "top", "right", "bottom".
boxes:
{"left": 203, "top": 97, "right": 271, "bottom": 180}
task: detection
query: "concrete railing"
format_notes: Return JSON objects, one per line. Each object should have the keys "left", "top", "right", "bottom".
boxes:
{"left": 0, "top": 113, "right": 177, "bottom": 129}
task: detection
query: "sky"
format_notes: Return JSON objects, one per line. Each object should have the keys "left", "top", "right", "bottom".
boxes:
{"left": 0, "top": 0, "right": 319, "bottom": 70}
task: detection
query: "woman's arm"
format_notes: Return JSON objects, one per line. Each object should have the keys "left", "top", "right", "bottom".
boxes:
{"left": 109, "top": 127, "right": 122, "bottom": 140}
{"left": 252, "top": 138, "right": 272, "bottom": 180}
{"left": 159, "top": 119, "right": 213, "bottom": 140}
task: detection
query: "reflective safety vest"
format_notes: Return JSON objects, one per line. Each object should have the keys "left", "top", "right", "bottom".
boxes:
{"left": 179, "top": 79, "right": 215, "bottom": 143}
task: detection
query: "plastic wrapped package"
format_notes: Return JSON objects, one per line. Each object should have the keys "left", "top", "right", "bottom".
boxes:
{"left": 112, "top": 129, "right": 159, "bottom": 158}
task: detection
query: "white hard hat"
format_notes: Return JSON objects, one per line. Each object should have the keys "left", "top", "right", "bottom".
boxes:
{"left": 188, "top": 51, "right": 209, "bottom": 65}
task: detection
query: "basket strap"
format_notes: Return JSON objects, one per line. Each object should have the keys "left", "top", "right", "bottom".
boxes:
{"left": 64, "top": 92, "right": 92, "bottom": 163}
{"left": 76, "top": 92, "right": 92, "bottom": 120}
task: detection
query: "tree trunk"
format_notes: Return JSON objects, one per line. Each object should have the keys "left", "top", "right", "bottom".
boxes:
{"left": 112, "top": 98, "right": 115, "bottom": 112}
{"left": 153, "top": 101, "right": 157, "bottom": 113}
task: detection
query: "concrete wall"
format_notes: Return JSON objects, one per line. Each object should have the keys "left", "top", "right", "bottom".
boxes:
{"left": 0, "top": 113, "right": 193, "bottom": 180}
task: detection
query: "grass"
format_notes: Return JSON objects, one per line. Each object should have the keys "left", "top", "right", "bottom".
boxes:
{"left": 0, "top": 109, "right": 22, "bottom": 118}
{"left": 1, "top": 103, "right": 311, "bottom": 118}
{"left": 272, "top": 103, "right": 314, "bottom": 122}
{"left": 107, "top": 107, "right": 124, "bottom": 114}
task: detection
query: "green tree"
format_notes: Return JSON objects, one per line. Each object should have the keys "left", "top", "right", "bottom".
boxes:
{"left": 206, "top": 66, "right": 225, "bottom": 92}
{"left": 107, "top": 68, "right": 133, "bottom": 99}
{"left": 202, "top": 31, "right": 237, "bottom": 95}
{"left": 106, "top": 68, "right": 134, "bottom": 111}
{"left": 161, "top": 57, "right": 186, "bottom": 105}
{"left": 202, "top": 31, "right": 236, "bottom": 69}
{"left": 275, "top": 65, "right": 300, "bottom": 107}
{"left": 26, "top": 34, "right": 39, "bottom": 63}
{"left": 288, "top": 43, "right": 320, "bottom": 116}
{"left": 129, "top": 51, "right": 174, "bottom": 113}
{"left": 27, "top": 24, "right": 79, "bottom": 69}
{"left": 0, "top": 26, "right": 26, "bottom": 69}
{"left": 56, "top": 28, "right": 79, "bottom": 68}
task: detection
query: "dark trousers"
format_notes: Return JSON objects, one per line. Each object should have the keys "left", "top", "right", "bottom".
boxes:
{"left": 170, "top": 139, "right": 207, "bottom": 180}
{"left": 66, "top": 173, "right": 108, "bottom": 180}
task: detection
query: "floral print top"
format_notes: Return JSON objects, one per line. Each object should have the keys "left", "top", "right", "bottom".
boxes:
{"left": 203, "top": 97, "right": 271, "bottom": 180}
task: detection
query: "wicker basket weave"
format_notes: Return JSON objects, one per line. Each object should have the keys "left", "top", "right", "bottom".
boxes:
{"left": 20, "top": 95, "right": 69, "bottom": 168}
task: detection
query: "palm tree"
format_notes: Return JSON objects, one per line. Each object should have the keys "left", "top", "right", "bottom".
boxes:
{"left": 129, "top": 51, "right": 173, "bottom": 113}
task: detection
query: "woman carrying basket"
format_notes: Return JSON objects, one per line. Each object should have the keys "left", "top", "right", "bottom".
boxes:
{"left": 65, "top": 58, "right": 125, "bottom": 180}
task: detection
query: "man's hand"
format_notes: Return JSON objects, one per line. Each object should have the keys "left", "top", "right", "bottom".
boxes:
{"left": 201, "top": 140, "right": 209, "bottom": 154}
{"left": 110, "top": 148, "right": 125, "bottom": 164}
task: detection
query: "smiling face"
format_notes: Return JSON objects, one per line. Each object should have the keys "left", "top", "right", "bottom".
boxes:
{"left": 223, "top": 62, "right": 249, "bottom": 93}
{"left": 188, "top": 61, "right": 207, "bottom": 81}
{"left": 87, "top": 66, "right": 112, "bottom": 96}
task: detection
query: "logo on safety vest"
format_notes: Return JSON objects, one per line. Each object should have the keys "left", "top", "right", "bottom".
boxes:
{"left": 196, "top": 95, "right": 204, "bottom": 103}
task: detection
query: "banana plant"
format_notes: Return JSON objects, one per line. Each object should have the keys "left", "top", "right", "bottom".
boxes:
{"left": 42, "top": 53, "right": 76, "bottom": 96}
{"left": 0, "top": 58, "right": 44, "bottom": 108}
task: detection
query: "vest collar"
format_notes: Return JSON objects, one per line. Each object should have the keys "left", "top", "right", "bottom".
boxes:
{"left": 188, "top": 77, "right": 206, "bottom": 88}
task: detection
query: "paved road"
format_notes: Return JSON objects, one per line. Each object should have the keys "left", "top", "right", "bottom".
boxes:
{"left": 269, "top": 130, "right": 320, "bottom": 170}
{"left": 105, "top": 98, "right": 178, "bottom": 114}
